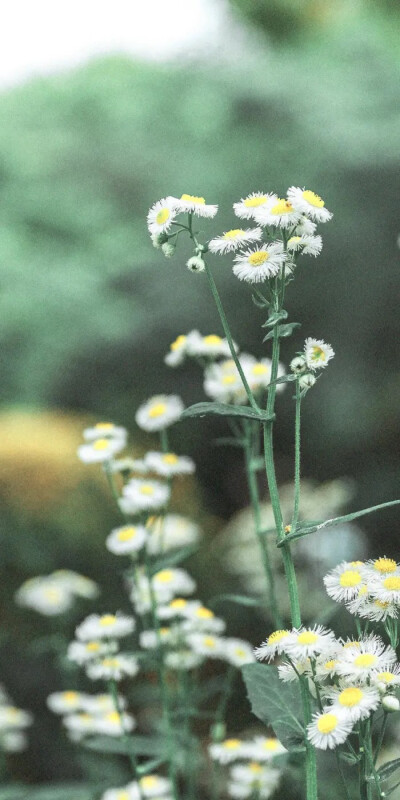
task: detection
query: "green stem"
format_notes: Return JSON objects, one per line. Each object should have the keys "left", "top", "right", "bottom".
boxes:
{"left": 299, "top": 676, "right": 319, "bottom": 800}
{"left": 108, "top": 679, "right": 145, "bottom": 800}
{"left": 374, "top": 712, "right": 388, "bottom": 766}
{"left": 292, "top": 379, "right": 302, "bottom": 532}
{"left": 243, "top": 420, "right": 282, "bottom": 628}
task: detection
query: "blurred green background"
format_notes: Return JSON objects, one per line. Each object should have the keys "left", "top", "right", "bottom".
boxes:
{"left": 0, "top": 0, "right": 400, "bottom": 795}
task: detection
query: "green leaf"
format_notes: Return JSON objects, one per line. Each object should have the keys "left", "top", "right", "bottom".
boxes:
{"left": 378, "top": 758, "right": 400, "bottom": 781}
{"left": 263, "top": 322, "right": 301, "bottom": 341}
{"left": 278, "top": 499, "right": 400, "bottom": 546}
{"left": 252, "top": 293, "right": 268, "bottom": 309}
{"left": 209, "top": 593, "right": 261, "bottom": 609}
{"left": 83, "top": 734, "right": 165, "bottom": 757}
{"left": 137, "top": 756, "right": 168, "bottom": 775}
{"left": 241, "top": 663, "right": 305, "bottom": 750}
{"left": 181, "top": 402, "right": 274, "bottom": 423}
{"left": 386, "top": 779, "right": 400, "bottom": 797}
{"left": 339, "top": 750, "right": 362, "bottom": 765}
{"left": 149, "top": 544, "right": 198, "bottom": 575}
{"left": 261, "top": 309, "right": 288, "bottom": 327}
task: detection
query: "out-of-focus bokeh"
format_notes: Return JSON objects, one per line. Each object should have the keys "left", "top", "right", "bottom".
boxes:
{"left": 1, "top": 0, "right": 399, "bottom": 794}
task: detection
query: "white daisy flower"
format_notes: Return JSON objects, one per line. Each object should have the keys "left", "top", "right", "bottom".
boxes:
{"left": 242, "top": 354, "right": 285, "bottom": 394}
{"left": 101, "top": 785, "right": 139, "bottom": 800}
{"left": 186, "top": 633, "right": 226, "bottom": 659}
{"left": 2, "top": 731, "right": 28, "bottom": 752}
{"left": 146, "top": 514, "right": 201, "bottom": 554}
{"left": 143, "top": 451, "right": 195, "bottom": 478}
{"left": 243, "top": 736, "right": 287, "bottom": 762}
{"left": 204, "top": 359, "right": 245, "bottom": 404}
{"left": 209, "top": 227, "right": 262, "bottom": 254}
{"left": 324, "top": 561, "right": 367, "bottom": 603}
{"left": 233, "top": 192, "right": 274, "bottom": 220}
{"left": 147, "top": 197, "right": 177, "bottom": 235}
{"left": 119, "top": 479, "right": 170, "bottom": 516}
{"left": 139, "top": 627, "right": 177, "bottom": 650}
{"left": 224, "top": 638, "right": 256, "bottom": 667}
{"left": 278, "top": 659, "right": 312, "bottom": 682}
{"left": 293, "top": 216, "right": 317, "bottom": 236}
{"left": 233, "top": 242, "right": 286, "bottom": 284}
{"left": 287, "top": 234, "right": 322, "bottom": 257}
{"left": 152, "top": 568, "right": 196, "bottom": 597}
{"left": 171, "top": 193, "right": 218, "bottom": 218}
{"left": 253, "top": 196, "right": 301, "bottom": 229}
{"left": 287, "top": 187, "right": 332, "bottom": 223}
{"left": 106, "top": 524, "right": 148, "bottom": 556}
{"left": 371, "top": 665, "right": 400, "bottom": 689}
{"left": 0, "top": 706, "right": 33, "bottom": 729}
{"left": 93, "top": 710, "right": 136, "bottom": 737}
{"left": 76, "top": 613, "right": 135, "bottom": 642}
{"left": 135, "top": 395, "right": 184, "bottom": 432}
{"left": 314, "top": 652, "right": 342, "bottom": 682}
{"left": 254, "top": 629, "right": 292, "bottom": 662}
{"left": 347, "top": 596, "right": 398, "bottom": 622}
{"left": 304, "top": 338, "right": 335, "bottom": 371}
{"left": 80, "top": 694, "right": 127, "bottom": 714}
{"left": 63, "top": 712, "right": 99, "bottom": 740}
{"left": 186, "top": 330, "right": 237, "bottom": 360}
{"left": 47, "top": 691, "right": 86, "bottom": 715}
{"left": 164, "top": 650, "right": 203, "bottom": 671}
{"left": 51, "top": 570, "right": 99, "bottom": 599}
{"left": 156, "top": 597, "right": 200, "bottom": 620}
{"left": 67, "top": 640, "right": 118, "bottom": 666}
{"left": 307, "top": 709, "right": 353, "bottom": 750}
{"left": 285, "top": 626, "right": 336, "bottom": 661}
{"left": 78, "top": 437, "right": 125, "bottom": 464}
{"left": 229, "top": 763, "right": 281, "bottom": 799}
{"left": 164, "top": 335, "right": 188, "bottom": 367}
{"left": 368, "top": 572, "right": 400, "bottom": 604}
{"left": 179, "top": 603, "right": 226, "bottom": 634}
{"left": 209, "top": 738, "right": 247, "bottom": 764}
{"left": 139, "top": 774, "right": 172, "bottom": 798}
{"left": 326, "top": 684, "right": 380, "bottom": 722}
{"left": 363, "top": 557, "right": 400, "bottom": 578}
{"left": 86, "top": 654, "right": 139, "bottom": 682}
{"left": 15, "top": 578, "right": 74, "bottom": 616}
{"left": 336, "top": 636, "right": 396, "bottom": 680}
{"left": 83, "top": 423, "right": 127, "bottom": 444}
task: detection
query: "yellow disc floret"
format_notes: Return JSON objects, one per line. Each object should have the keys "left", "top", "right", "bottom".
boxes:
{"left": 100, "top": 614, "right": 117, "bottom": 627}
{"left": 248, "top": 250, "right": 269, "bottom": 267}
{"left": 148, "top": 403, "right": 167, "bottom": 418}
{"left": 181, "top": 194, "right": 205, "bottom": 204}
{"left": 162, "top": 453, "right": 179, "bottom": 465}
{"left": 117, "top": 526, "right": 137, "bottom": 541}
{"left": 244, "top": 195, "right": 267, "bottom": 208}
{"left": 317, "top": 713, "right": 338, "bottom": 734}
{"left": 302, "top": 190, "right": 324, "bottom": 208}
{"left": 139, "top": 484, "right": 154, "bottom": 495}
{"left": 223, "top": 738, "right": 241, "bottom": 749}
{"left": 339, "top": 687, "right": 363, "bottom": 707}
{"left": 204, "top": 335, "right": 222, "bottom": 346}
{"left": 156, "top": 570, "right": 173, "bottom": 583}
{"left": 339, "top": 570, "right": 362, "bottom": 587}
{"left": 171, "top": 335, "right": 186, "bottom": 351}
{"left": 223, "top": 229, "right": 245, "bottom": 239}
{"left": 270, "top": 199, "right": 293, "bottom": 215}
{"left": 383, "top": 576, "right": 400, "bottom": 591}
{"left": 156, "top": 208, "right": 170, "bottom": 225}
{"left": 354, "top": 654, "right": 377, "bottom": 668}
{"left": 267, "top": 630, "right": 289, "bottom": 645}
{"left": 374, "top": 558, "right": 397, "bottom": 573}
{"left": 93, "top": 438, "right": 110, "bottom": 451}
{"left": 297, "top": 631, "right": 319, "bottom": 645}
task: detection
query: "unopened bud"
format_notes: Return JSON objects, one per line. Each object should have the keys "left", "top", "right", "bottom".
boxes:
{"left": 377, "top": 681, "right": 388, "bottom": 696}
{"left": 299, "top": 373, "right": 316, "bottom": 390}
{"left": 210, "top": 721, "right": 226, "bottom": 742}
{"left": 196, "top": 243, "right": 208, "bottom": 254}
{"left": 290, "top": 355, "right": 307, "bottom": 374}
{"left": 382, "top": 695, "right": 400, "bottom": 713}
{"left": 151, "top": 232, "right": 168, "bottom": 249}
{"left": 187, "top": 256, "right": 205, "bottom": 273}
{"left": 161, "top": 242, "right": 176, "bottom": 258}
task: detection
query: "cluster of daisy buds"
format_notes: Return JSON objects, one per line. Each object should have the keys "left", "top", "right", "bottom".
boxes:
{"left": 290, "top": 337, "right": 335, "bottom": 391}
{"left": 0, "top": 684, "right": 33, "bottom": 753}
{"left": 209, "top": 735, "right": 287, "bottom": 799}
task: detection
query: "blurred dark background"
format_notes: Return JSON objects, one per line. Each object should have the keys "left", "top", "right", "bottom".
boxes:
{"left": 0, "top": 0, "right": 399, "bottom": 795}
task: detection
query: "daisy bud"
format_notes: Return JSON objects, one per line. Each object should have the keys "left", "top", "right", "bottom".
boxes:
{"left": 211, "top": 721, "right": 226, "bottom": 742}
{"left": 161, "top": 242, "right": 176, "bottom": 258}
{"left": 299, "top": 373, "right": 316, "bottom": 390}
{"left": 187, "top": 256, "right": 205, "bottom": 273}
{"left": 382, "top": 695, "right": 400, "bottom": 713}
{"left": 151, "top": 232, "right": 168, "bottom": 249}
{"left": 196, "top": 243, "right": 208, "bottom": 254}
{"left": 290, "top": 355, "right": 307, "bottom": 374}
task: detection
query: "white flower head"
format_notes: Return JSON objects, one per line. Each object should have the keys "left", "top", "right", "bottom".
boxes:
{"left": 146, "top": 514, "right": 201, "bottom": 554}
{"left": 186, "top": 633, "right": 226, "bottom": 659}
{"left": 347, "top": 596, "right": 398, "bottom": 623}
{"left": 93, "top": 710, "right": 136, "bottom": 737}
{"left": 229, "top": 763, "right": 281, "bottom": 799}
{"left": 233, "top": 242, "right": 286, "bottom": 284}
{"left": 83, "top": 423, "right": 127, "bottom": 444}
{"left": 254, "top": 629, "right": 292, "bottom": 662}
{"left": 204, "top": 359, "right": 245, "bottom": 404}
{"left": 101, "top": 785, "right": 139, "bottom": 800}
{"left": 106, "top": 524, "right": 148, "bottom": 556}
{"left": 363, "top": 557, "right": 400, "bottom": 578}
{"left": 47, "top": 691, "right": 88, "bottom": 715}
{"left": 287, "top": 187, "right": 332, "bottom": 223}
{"left": 143, "top": 451, "right": 195, "bottom": 478}
{"left": 186, "top": 331, "right": 237, "bottom": 360}
{"left": 307, "top": 708, "right": 353, "bottom": 750}
{"left": 368, "top": 572, "right": 400, "bottom": 605}
{"left": 164, "top": 650, "right": 203, "bottom": 671}
{"left": 336, "top": 635, "right": 396, "bottom": 680}
{"left": 178, "top": 602, "right": 226, "bottom": 634}
{"left": 15, "top": 577, "right": 74, "bottom": 616}
{"left": 186, "top": 256, "right": 205, "bottom": 273}
{"left": 0, "top": 706, "right": 33, "bottom": 730}
{"left": 284, "top": 625, "right": 336, "bottom": 661}
{"left": 241, "top": 354, "right": 285, "bottom": 394}
{"left": 209, "top": 227, "right": 262, "bottom": 254}
{"left": 86, "top": 654, "right": 139, "bottom": 682}
{"left": 243, "top": 737, "right": 287, "bottom": 763}
{"left": 67, "top": 639, "right": 117, "bottom": 666}
{"left": 304, "top": 338, "right": 334, "bottom": 371}
{"left": 147, "top": 197, "right": 177, "bottom": 235}
{"left": 164, "top": 335, "right": 188, "bottom": 367}
{"left": 119, "top": 478, "right": 170, "bottom": 516}
{"left": 324, "top": 561, "right": 367, "bottom": 603}
{"left": 253, "top": 195, "right": 302, "bottom": 229}
{"left": 209, "top": 738, "right": 247, "bottom": 764}
{"left": 326, "top": 684, "right": 380, "bottom": 722}
{"left": 135, "top": 395, "right": 184, "bottom": 432}
{"left": 78, "top": 437, "right": 125, "bottom": 464}
{"left": 172, "top": 193, "right": 218, "bottom": 218}
{"left": 75, "top": 613, "right": 135, "bottom": 642}
{"left": 293, "top": 216, "right": 317, "bottom": 236}
{"left": 139, "top": 774, "right": 172, "bottom": 798}
{"left": 287, "top": 234, "right": 322, "bottom": 257}
{"left": 151, "top": 568, "right": 196, "bottom": 597}
{"left": 81, "top": 693, "right": 127, "bottom": 714}
{"left": 224, "top": 638, "right": 256, "bottom": 667}
{"left": 51, "top": 570, "right": 99, "bottom": 599}
{"left": 371, "top": 665, "right": 400, "bottom": 690}
{"left": 233, "top": 192, "right": 275, "bottom": 220}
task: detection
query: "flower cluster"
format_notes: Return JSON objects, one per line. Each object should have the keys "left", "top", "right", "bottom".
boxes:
{"left": 101, "top": 773, "right": 172, "bottom": 800}
{"left": 47, "top": 690, "right": 135, "bottom": 741}
{"left": 324, "top": 557, "right": 400, "bottom": 622}
{"left": 209, "top": 735, "right": 286, "bottom": 799}
{"left": 15, "top": 570, "right": 99, "bottom": 616}
{"left": 0, "top": 684, "right": 33, "bottom": 753}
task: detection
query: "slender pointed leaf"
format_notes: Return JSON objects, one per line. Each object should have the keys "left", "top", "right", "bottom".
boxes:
{"left": 278, "top": 499, "right": 400, "bottom": 546}
{"left": 263, "top": 322, "right": 301, "bottom": 342}
{"left": 209, "top": 593, "right": 261, "bottom": 609}
{"left": 261, "top": 310, "right": 288, "bottom": 327}
{"left": 378, "top": 758, "right": 400, "bottom": 781}
{"left": 181, "top": 402, "right": 274, "bottom": 423}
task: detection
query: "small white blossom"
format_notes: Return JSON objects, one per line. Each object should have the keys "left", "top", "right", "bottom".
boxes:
{"left": 143, "top": 451, "right": 195, "bottom": 478}
{"left": 307, "top": 709, "right": 353, "bottom": 750}
{"left": 119, "top": 479, "right": 170, "bottom": 516}
{"left": 146, "top": 514, "right": 201, "bottom": 554}
{"left": 78, "top": 437, "right": 125, "bottom": 464}
{"left": 76, "top": 613, "right": 135, "bottom": 642}
{"left": 86, "top": 654, "right": 139, "bottom": 682}
{"left": 304, "top": 338, "right": 334, "bottom": 371}
{"left": 172, "top": 193, "right": 218, "bottom": 218}
{"left": 135, "top": 395, "right": 184, "bottom": 432}
{"left": 209, "top": 227, "right": 262, "bottom": 254}
{"left": 233, "top": 243, "right": 286, "bottom": 283}
{"left": 147, "top": 197, "right": 177, "bottom": 235}
{"left": 106, "top": 524, "right": 148, "bottom": 556}
{"left": 287, "top": 187, "right": 332, "bottom": 223}
{"left": 233, "top": 192, "right": 275, "bottom": 220}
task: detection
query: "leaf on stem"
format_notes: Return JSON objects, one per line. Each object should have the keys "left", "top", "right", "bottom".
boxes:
{"left": 209, "top": 593, "right": 261, "bottom": 609}
{"left": 278, "top": 499, "right": 400, "bottom": 547}
{"left": 181, "top": 402, "right": 274, "bottom": 423}
{"left": 263, "top": 322, "right": 301, "bottom": 342}
{"left": 241, "top": 663, "right": 305, "bottom": 750}
{"left": 261, "top": 309, "right": 288, "bottom": 327}
{"left": 378, "top": 758, "right": 400, "bottom": 782}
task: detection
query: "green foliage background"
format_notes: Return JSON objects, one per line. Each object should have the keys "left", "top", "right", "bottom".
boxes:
{"left": 0, "top": 0, "right": 399, "bottom": 794}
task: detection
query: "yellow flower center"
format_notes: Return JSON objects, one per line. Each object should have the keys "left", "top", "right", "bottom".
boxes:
{"left": 160, "top": 627, "right": 170, "bottom": 635}
{"left": 156, "top": 570, "right": 173, "bottom": 583}
{"left": 204, "top": 636, "right": 216, "bottom": 648}
{"left": 249, "top": 762, "right": 263, "bottom": 774}
{"left": 63, "top": 691, "right": 79, "bottom": 704}
{"left": 95, "top": 422, "right": 114, "bottom": 431}
{"left": 116, "top": 792, "right": 130, "bottom": 800}
{"left": 148, "top": 402, "right": 167, "bottom": 418}
{"left": 297, "top": 631, "right": 319, "bottom": 645}
{"left": 263, "top": 739, "right": 279, "bottom": 751}
{"left": 339, "top": 687, "right": 363, "bottom": 707}
{"left": 139, "top": 484, "right": 154, "bottom": 495}
{"left": 339, "top": 570, "right": 362, "bottom": 588}
{"left": 117, "top": 526, "right": 137, "bottom": 541}
{"left": 234, "top": 648, "right": 246, "bottom": 657}
{"left": 376, "top": 672, "right": 395, "bottom": 683}
{"left": 181, "top": 194, "right": 205, "bottom": 205}
{"left": 343, "top": 640, "right": 360, "bottom": 649}
{"left": 162, "top": 453, "right": 179, "bottom": 465}
{"left": 99, "top": 614, "right": 117, "bottom": 627}
{"left": 203, "top": 334, "right": 222, "bottom": 346}
{"left": 156, "top": 208, "right": 170, "bottom": 225}
{"left": 267, "top": 629, "right": 289, "bottom": 645}
{"left": 354, "top": 654, "right": 376, "bottom": 668}
{"left": 248, "top": 250, "right": 269, "bottom": 267}
{"left": 86, "top": 642, "right": 101, "bottom": 652}
{"left": 350, "top": 561, "right": 364, "bottom": 567}
{"left": 270, "top": 199, "right": 293, "bottom": 215}
{"left": 288, "top": 236, "right": 302, "bottom": 245}
{"left": 302, "top": 190, "right": 324, "bottom": 208}
{"left": 196, "top": 607, "right": 214, "bottom": 619}
{"left": 223, "top": 229, "right": 245, "bottom": 239}
{"left": 93, "top": 438, "right": 110, "bottom": 451}
{"left": 170, "top": 598, "right": 187, "bottom": 609}
{"left": 358, "top": 586, "right": 368, "bottom": 596}
{"left": 374, "top": 600, "right": 389, "bottom": 609}
{"left": 44, "top": 588, "right": 62, "bottom": 601}
{"left": 171, "top": 335, "right": 186, "bottom": 351}
{"left": 223, "top": 738, "right": 241, "bottom": 749}
{"left": 102, "top": 658, "right": 120, "bottom": 668}
{"left": 141, "top": 776, "right": 159, "bottom": 789}
{"left": 374, "top": 558, "right": 397, "bottom": 573}
{"left": 106, "top": 712, "right": 121, "bottom": 724}
{"left": 252, "top": 363, "right": 269, "bottom": 376}
{"left": 383, "top": 576, "right": 400, "bottom": 591}
{"left": 222, "top": 375, "right": 236, "bottom": 385}
{"left": 244, "top": 195, "right": 267, "bottom": 208}
{"left": 317, "top": 713, "right": 338, "bottom": 734}
{"left": 324, "top": 659, "right": 336, "bottom": 671}
{"left": 311, "top": 346, "right": 325, "bottom": 362}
